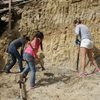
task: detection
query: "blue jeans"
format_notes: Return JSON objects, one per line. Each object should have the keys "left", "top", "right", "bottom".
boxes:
{"left": 6, "top": 45, "right": 23, "bottom": 72}
{"left": 22, "top": 52, "right": 36, "bottom": 86}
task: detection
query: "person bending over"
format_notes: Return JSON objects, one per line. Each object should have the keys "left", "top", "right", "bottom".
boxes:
{"left": 20, "top": 31, "right": 44, "bottom": 89}
{"left": 74, "top": 19, "right": 100, "bottom": 76}
{"left": 6, "top": 36, "right": 30, "bottom": 73}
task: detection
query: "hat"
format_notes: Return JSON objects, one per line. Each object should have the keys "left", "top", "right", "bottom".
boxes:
{"left": 73, "top": 20, "right": 78, "bottom": 24}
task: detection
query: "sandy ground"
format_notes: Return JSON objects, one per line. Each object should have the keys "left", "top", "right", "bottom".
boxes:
{"left": 0, "top": 63, "right": 100, "bottom": 100}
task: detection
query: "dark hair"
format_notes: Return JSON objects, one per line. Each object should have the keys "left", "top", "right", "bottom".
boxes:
{"left": 25, "top": 37, "right": 30, "bottom": 41}
{"left": 34, "top": 31, "right": 44, "bottom": 51}
{"left": 34, "top": 31, "right": 44, "bottom": 40}
{"left": 73, "top": 19, "right": 81, "bottom": 24}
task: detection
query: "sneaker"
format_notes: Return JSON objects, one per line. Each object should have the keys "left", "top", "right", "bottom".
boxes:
{"left": 5, "top": 70, "right": 12, "bottom": 73}
{"left": 94, "top": 69, "right": 100, "bottom": 73}
{"left": 77, "top": 73, "right": 86, "bottom": 77}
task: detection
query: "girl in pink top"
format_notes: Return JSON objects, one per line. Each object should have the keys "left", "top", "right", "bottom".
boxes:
{"left": 24, "top": 37, "right": 42, "bottom": 58}
{"left": 20, "top": 31, "right": 44, "bottom": 89}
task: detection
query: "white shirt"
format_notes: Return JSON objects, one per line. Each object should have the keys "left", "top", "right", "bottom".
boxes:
{"left": 75, "top": 24, "right": 92, "bottom": 41}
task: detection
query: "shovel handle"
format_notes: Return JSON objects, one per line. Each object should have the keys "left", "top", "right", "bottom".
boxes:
{"left": 29, "top": 43, "right": 45, "bottom": 71}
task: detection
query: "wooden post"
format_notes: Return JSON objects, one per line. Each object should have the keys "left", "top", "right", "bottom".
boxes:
{"left": 8, "top": 0, "right": 12, "bottom": 32}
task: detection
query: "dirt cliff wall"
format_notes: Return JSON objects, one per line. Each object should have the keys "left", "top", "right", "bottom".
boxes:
{"left": 0, "top": 0, "right": 100, "bottom": 72}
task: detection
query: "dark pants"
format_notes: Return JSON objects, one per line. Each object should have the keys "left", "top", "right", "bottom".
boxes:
{"left": 6, "top": 45, "right": 23, "bottom": 72}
